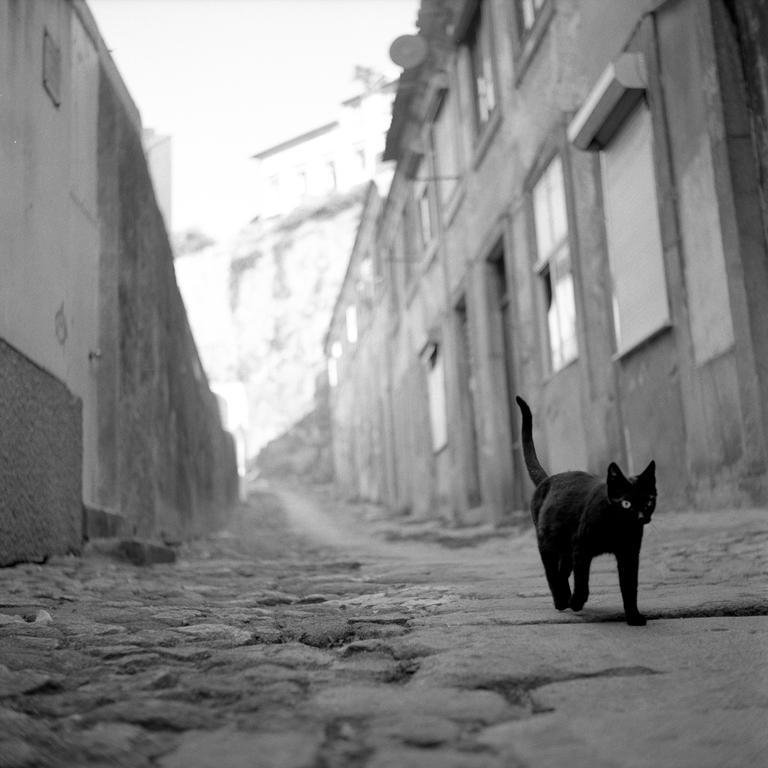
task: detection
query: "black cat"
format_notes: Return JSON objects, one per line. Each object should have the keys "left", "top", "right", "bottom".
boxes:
{"left": 515, "top": 396, "right": 656, "bottom": 626}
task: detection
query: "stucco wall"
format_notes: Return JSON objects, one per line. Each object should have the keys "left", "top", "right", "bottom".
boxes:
{"left": 97, "top": 60, "right": 238, "bottom": 542}
{"left": 0, "top": 0, "right": 238, "bottom": 561}
{"left": 0, "top": 1, "right": 102, "bottom": 505}
{"left": 326, "top": 0, "right": 768, "bottom": 525}
{"left": 0, "top": 340, "right": 82, "bottom": 565}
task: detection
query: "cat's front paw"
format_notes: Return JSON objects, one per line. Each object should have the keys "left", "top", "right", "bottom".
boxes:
{"left": 626, "top": 612, "right": 647, "bottom": 626}
{"left": 569, "top": 593, "right": 587, "bottom": 612}
{"left": 553, "top": 594, "right": 570, "bottom": 611}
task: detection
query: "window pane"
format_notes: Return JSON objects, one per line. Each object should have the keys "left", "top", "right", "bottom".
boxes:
{"left": 533, "top": 157, "right": 578, "bottom": 371}
{"left": 433, "top": 92, "right": 459, "bottom": 204}
{"left": 469, "top": 1, "right": 496, "bottom": 130}
{"left": 327, "top": 358, "right": 338, "bottom": 388}
{"left": 482, "top": 17, "right": 496, "bottom": 114}
{"left": 533, "top": 180, "right": 553, "bottom": 257}
{"left": 325, "top": 161, "right": 337, "bottom": 191}
{"left": 548, "top": 158, "right": 567, "bottom": 245}
{"left": 521, "top": 0, "right": 535, "bottom": 30}
{"left": 418, "top": 186, "right": 433, "bottom": 245}
{"left": 519, "top": 0, "right": 545, "bottom": 32}
{"left": 555, "top": 268, "right": 577, "bottom": 366}
{"left": 547, "top": 300, "right": 561, "bottom": 370}
{"left": 427, "top": 349, "right": 448, "bottom": 451}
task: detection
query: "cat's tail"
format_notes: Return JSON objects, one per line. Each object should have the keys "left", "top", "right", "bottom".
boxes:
{"left": 515, "top": 396, "right": 548, "bottom": 486}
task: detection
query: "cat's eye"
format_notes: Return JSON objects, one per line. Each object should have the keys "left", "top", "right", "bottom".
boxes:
{"left": 621, "top": 500, "right": 632, "bottom": 509}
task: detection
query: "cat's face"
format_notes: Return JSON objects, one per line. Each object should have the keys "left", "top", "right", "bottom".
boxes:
{"left": 606, "top": 460, "right": 657, "bottom": 524}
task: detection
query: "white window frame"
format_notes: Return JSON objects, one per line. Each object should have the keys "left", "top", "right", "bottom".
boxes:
{"left": 466, "top": 0, "right": 498, "bottom": 133}
{"left": 327, "top": 357, "right": 338, "bottom": 388}
{"left": 517, "top": 0, "right": 547, "bottom": 34}
{"left": 532, "top": 155, "right": 578, "bottom": 373}
{"left": 423, "top": 342, "right": 448, "bottom": 453}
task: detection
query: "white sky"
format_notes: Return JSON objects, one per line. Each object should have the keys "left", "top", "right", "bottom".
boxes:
{"left": 88, "top": 0, "right": 419, "bottom": 241}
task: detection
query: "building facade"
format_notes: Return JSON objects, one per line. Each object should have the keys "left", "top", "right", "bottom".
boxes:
{"left": 252, "top": 77, "right": 396, "bottom": 220}
{"left": 326, "top": 0, "right": 768, "bottom": 525}
{"left": 0, "top": 0, "right": 237, "bottom": 564}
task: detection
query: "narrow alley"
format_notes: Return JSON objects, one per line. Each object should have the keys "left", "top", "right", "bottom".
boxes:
{"left": 3, "top": 2, "right": 768, "bottom": 766}
{"left": 1, "top": 486, "right": 766, "bottom": 768}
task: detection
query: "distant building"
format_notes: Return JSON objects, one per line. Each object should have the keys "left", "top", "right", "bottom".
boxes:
{"left": 326, "top": 0, "right": 768, "bottom": 523}
{"left": 143, "top": 128, "right": 172, "bottom": 230}
{"left": 175, "top": 76, "right": 399, "bottom": 471}
{"left": 252, "top": 78, "right": 397, "bottom": 219}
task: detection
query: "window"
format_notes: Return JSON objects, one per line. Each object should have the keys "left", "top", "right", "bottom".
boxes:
{"left": 423, "top": 342, "right": 448, "bottom": 452}
{"left": 357, "top": 255, "right": 374, "bottom": 305}
{"left": 466, "top": 0, "right": 497, "bottom": 132}
{"left": 415, "top": 162, "right": 435, "bottom": 249}
{"left": 325, "top": 161, "right": 337, "bottom": 192}
{"left": 327, "top": 358, "right": 338, "bottom": 388}
{"left": 431, "top": 90, "right": 460, "bottom": 205}
{"left": 358, "top": 254, "right": 373, "bottom": 286}
{"left": 328, "top": 340, "right": 343, "bottom": 387}
{"left": 600, "top": 104, "right": 669, "bottom": 353}
{"left": 355, "top": 146, "right": 367, "bottom": 173}
{"left": 532, "top": 156, "right": 578, "bottom": 372}
{"left": 516, "top": 0, "right": 547, "bottom": 35}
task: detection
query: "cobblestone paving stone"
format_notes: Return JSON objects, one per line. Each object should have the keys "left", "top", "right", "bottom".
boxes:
{"left": 1, "top": 486, "right": 767, "bottom": 767}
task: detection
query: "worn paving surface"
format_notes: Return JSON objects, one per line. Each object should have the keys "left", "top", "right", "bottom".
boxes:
{"left": 1, "top": 484, "right": 767, "bottom": 768}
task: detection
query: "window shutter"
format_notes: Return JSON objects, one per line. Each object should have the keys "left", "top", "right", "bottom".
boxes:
{"left": 601, "top": 105, "right": 669, "bottom": 354}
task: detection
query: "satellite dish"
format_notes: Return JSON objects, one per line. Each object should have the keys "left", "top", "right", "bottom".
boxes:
{"left": 389, "top": 35, "right": 428, "bottom": 69}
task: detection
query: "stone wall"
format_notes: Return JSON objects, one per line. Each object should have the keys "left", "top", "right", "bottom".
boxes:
{"left": 97, "top": 59, "right": 239, "bottom": 543}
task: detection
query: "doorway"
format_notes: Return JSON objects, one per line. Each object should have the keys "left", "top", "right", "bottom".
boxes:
{"left": 454, "top": 297, "right": 482, "bottom": 509}
{"left": 488, "top": 245, "right": 527, "bottom": 514}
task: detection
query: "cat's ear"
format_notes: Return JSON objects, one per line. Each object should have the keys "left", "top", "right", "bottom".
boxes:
{"left": 607, "top": 462, "right": 628, "bottom": 481}
{"left": 606, "top": 462, "right": 629, "bottom": 499}
{"left": 637, "top": 460, "right": 656, "bottom": 487}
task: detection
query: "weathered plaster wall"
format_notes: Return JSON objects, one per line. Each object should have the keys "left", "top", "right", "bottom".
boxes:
{"left": 0, "top": 0, "right": 238, "bottom": 562}
{"left": 97, "top": 67, "right": 238, "bottom": 541}
{"left": 0, "top": 340, "right": 82, "bottom": 565}
{"left": 0, "top": 1, "right": 101, "bottom": 505}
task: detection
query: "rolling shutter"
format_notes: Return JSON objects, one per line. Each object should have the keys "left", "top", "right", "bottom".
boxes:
{"left": 600, "top": 104, "right": 669, "bottom": 354}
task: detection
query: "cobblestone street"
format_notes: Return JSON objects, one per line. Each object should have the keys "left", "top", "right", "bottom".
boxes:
{"left": 1, "top": 487, "right": 767, "bottom": 768}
